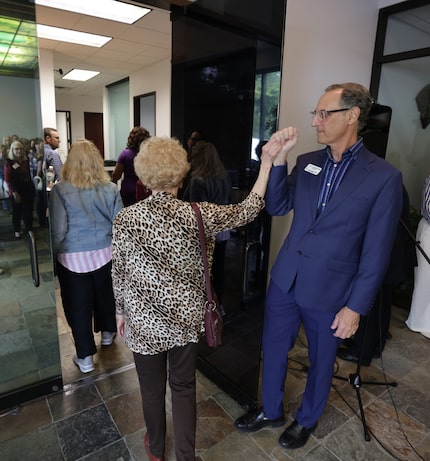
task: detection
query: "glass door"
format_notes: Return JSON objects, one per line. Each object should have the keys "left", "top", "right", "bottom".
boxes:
{"left": 0, "top": 0, "right": 62, "bottom": 411}
{"left": 171, "top": 0, "right": 285, "bottom": 407}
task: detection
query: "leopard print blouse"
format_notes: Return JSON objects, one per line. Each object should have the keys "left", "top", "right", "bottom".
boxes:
{"left": 112, "top": 191, "right": 264, "bottom": 355}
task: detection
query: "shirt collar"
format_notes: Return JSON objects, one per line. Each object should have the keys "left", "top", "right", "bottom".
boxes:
{"left": 325, "top": 137, "right": 363, "bottom": 162}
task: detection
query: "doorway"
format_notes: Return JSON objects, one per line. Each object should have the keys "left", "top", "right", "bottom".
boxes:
{"left": 133, "top": 92, "right": 156, "bottom": 135}
{"left": 55, "top": 110, "right": 71, "bottom": 162}
{"left": 84, "top": 112, "right": 104, "bottom": 158}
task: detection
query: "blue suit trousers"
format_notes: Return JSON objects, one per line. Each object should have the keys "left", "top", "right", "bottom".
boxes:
{"left": 262, "top": 279, "right": 343, "bottom": 428}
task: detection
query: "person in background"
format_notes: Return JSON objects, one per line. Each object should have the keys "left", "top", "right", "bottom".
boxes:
{"left": 4, "top": 140, "right": 35, "bottom": 238}
{"left": 32, "top": 138, "right": 48, "bottom": 227}
{"left": 112, "top": 136, "right": 278, "bottom": 461}
{"left": 19, "top": 138, "right": 35, "bottom": 178}
{"left": 182, "top": 141, "right": 232, "bottom": 313}
{"left": 186, "top": 129, "right": 205, "bottom": 157}
{"left": 2, "top": 135, "right": 11, "bottom": 150}
{"left": 235, "top": 83, "right": 403, "bottom": 451}
{"left": 49, "top": 140, "right": 123, "bottom": 374}
{"left": 179, "top": 129, "right": 206, "bottom": 199}
{"left": 406, "top": 174, "right": 430, "bottom": 339}
{"left": 43, "top": 128, "right": 63, "bottom": 181}
{"left": 0, "top": 144, "right": 11, "bottom": 212}
{"left": 112, "top": 126, "right": 150, "bottom": 207}
{"left": 28, "top": 138, "right": 43, "bottom": 179}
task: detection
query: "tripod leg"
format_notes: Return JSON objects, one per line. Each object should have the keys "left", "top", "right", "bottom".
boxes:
{"left": 350, "top": 373, "right": 371, "bottom": 441}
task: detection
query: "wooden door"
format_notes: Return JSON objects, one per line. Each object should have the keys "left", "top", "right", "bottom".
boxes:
{"left": 84, "top": 112, "right": 104, "bottom": 157}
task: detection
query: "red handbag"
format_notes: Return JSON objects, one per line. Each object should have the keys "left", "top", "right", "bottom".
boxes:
{"left": 191, "top": 202, "right": 223, "bottom": 348}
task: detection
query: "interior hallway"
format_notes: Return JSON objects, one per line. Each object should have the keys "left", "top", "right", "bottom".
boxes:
{"left": 1, "top": 293, "right": 430, "bottom": 461}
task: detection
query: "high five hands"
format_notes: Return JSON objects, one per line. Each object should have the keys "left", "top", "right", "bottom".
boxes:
{"left": 262, "top": 127, "right": 299, "bottom": 166}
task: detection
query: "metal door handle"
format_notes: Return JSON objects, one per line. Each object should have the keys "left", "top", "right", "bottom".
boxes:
{"left": 27, "top": 231, "right": 40, "bottom": 287}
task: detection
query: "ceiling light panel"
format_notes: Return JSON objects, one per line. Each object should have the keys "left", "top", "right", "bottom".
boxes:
{"left": 0, "top": 16, "right": 38, "bottom": 72}
{"left": 37, "top": 24, "right": 111, "bottom": 47}
{"left": 62, "top": 69, "right": 100, "bottom": 81}
{"left": 35, "top": 0, "right": 151, "bottom": 24}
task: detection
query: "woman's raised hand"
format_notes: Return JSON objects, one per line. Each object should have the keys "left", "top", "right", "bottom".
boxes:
{"left": 262, "top": 127, "right": 299, "bottom": 166}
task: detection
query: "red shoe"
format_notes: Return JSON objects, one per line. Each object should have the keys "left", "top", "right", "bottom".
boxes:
{"left": 144, "top": 432, "right": 164, "bottom": 461}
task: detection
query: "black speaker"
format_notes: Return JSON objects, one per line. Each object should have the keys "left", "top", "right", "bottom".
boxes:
{"left": 359, "top": 103, "right": 392, "bottom": 159}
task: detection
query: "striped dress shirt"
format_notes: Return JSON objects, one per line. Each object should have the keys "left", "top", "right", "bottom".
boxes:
{"left": 316, "top": 138, "right": 363, "bottom": 215}
{"left": 57, "top": 246, "right": 112, "bottom": 273}
{"left": 422, "top": 175, "right": 430, "bottom": 224}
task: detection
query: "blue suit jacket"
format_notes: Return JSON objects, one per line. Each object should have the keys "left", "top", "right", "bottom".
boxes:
{"left": 265, "top": 146, "right": 403, "bottom": 315}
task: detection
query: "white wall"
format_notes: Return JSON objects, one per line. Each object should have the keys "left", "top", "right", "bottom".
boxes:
{"left": 55, "top": 93, "right": 103, "bottom": 143}
{"left": 38, "top": 48, "right": 56, "bottom": 129}
{"left": 269, "top": 0, "right": 381, "bottom": 269}
{"left": 129, "top": 58, "right": 171, "bottom": 137}
{"left": 54, "top": 58, "right": 171, "bottom": 161}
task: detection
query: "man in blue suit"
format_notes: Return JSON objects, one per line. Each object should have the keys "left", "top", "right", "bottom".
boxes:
{"left": 235, "top": 83, "right": 403, "bottom": 449}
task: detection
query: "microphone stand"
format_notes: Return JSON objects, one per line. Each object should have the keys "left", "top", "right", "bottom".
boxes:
{"left": 399, "top": 217, "right": 430, "bottom": 265}
{"left": 332, "top": 292, "right": 397, "bottom": 442}
{"left": 333, "top": 212, "right": 429, "bottom": 441}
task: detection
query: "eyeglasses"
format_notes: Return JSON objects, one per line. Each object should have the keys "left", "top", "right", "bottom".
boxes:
{"left": 310, "top": 108, "right": 350, "bottom": 120}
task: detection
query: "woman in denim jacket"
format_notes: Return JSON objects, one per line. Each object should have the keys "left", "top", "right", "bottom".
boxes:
{"left": 49, "top": 140, "right": 123, "bottom": 373}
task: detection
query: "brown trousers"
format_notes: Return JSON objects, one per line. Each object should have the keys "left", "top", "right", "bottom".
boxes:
{"left": 133, "top": 341, "right": 199, "bottom": 461}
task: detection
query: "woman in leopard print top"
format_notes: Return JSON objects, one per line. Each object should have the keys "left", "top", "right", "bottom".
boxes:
{"left": 112, "top": 136, "right": 279, "bottom": 461}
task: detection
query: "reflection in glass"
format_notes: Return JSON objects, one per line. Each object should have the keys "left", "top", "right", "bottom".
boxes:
{"left": 0, "top": 2, "right": 62, "bottom": 411}
{"left": 172, "top": 3, "right": 284, "bottom": 406}
{"left": 0, "top": 16, "right": 38, "bottom": 72}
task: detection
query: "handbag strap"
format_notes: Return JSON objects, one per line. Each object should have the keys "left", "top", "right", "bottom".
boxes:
{"left": 191, "top": 202, "right": 213, "bottom": 302}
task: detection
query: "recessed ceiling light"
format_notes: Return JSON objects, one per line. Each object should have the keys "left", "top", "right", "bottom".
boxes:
{"left": 37, "top": 24, "right": 111, "bottom": 47}
{"left": 35, "top": 0, "right": 151, "bottom": 24}
{"left": 62, "top": 69, "right": 100, "bottom": 81}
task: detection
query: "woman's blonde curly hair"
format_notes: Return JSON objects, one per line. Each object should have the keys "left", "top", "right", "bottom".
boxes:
{"left": 134, "top": 137, "right": 190, "bottom": 190}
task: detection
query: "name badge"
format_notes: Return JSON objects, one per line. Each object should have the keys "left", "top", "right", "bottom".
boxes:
{"left": 304, "top": 163, "right": 322, "bottom": 175}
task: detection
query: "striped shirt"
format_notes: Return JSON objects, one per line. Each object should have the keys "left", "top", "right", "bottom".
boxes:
{"left": 316, "top": 138, "right": 363, "bottom": 215}
{"left": 422, "top": 175, "right": 430, "bottom": 224}
{"left": 57, "top": 246, "right": 112, "bottom": 273}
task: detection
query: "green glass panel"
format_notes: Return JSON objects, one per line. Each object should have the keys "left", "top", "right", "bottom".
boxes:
{"left": 0, "top": 17, "right": 20, "bottom": 34}
{"left": 13, "top": 34, "right": 38, "bottom": 47}
{"left": 18, "top": 20, "right": 37, "bottom": 37}
{"left": 0, "top": 31, "right": 15, "bottom": 43}
{"left": 0, "top": 16, "right": 39, "bottom": 73}
{"left": 10, "top": 45, "right": 38, "bottom": 57}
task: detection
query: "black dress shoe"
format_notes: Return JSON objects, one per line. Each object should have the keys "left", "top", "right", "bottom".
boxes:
{"left": 279, "top": 420, "right": 317, "bottom": 449}
{"left": 337, "top": 346, "right": 371, "bottom": 366}
{"left": 235, "top": 407, "right": 285, "bottom": 432}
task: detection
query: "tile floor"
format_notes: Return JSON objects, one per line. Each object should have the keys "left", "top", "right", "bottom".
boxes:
{"left": 0, "top": 220, "right": 61, "bottom": 398}
{"left": 1, "top": 296, "right": 430, "bottom": 460}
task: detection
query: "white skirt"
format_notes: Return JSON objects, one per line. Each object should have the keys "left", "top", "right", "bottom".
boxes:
{"left": 405, "top": 217, "right": 430, "bottom": 334}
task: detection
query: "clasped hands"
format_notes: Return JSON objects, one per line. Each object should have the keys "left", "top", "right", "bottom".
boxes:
{"left": 261, "top": 127, "right": 299, "bottom": 166}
